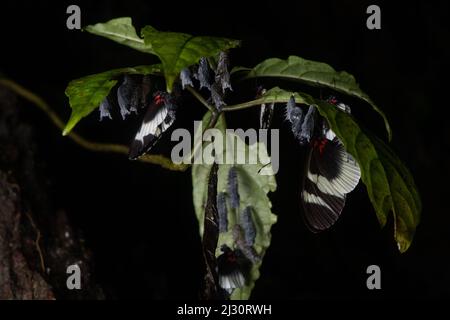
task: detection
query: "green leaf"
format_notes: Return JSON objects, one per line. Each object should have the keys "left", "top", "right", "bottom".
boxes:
{"left": 63, "top": 65, "right": 161, "bottom": 135}
{"left": 192, "top": 112, "right": 277, "bottom": 299}
{"left": 258, "top": 86, "right": 309, "bottom": 104}
{"left": 315, "top": 100, "right": 421, "bottom": 252}
{"left": 369, "top": 134, "right": 422, "bottom": 251}
{"left": 260, "top": 87, "right": 420, "bottom": 252}
{"left": 192, "top": 112, "right": 227, "bottom": 237}
{"left": 141, "top": 26, "right": 240, "bottom": 92}
{"left": 84, "top": 17, "right": 155, "bottom": 54}
{"left": 230, "top": 66, "right": 252, "bottom": 75}
{"left": 244, "top": 56, "right": 392, "bottom": 141}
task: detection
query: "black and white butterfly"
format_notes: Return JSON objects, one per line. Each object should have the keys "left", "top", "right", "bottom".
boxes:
{"left": 286, "top": 97, "right": 361, "bottom": 232}
{"left": 128, "top": 91, "right": 177, "bottom": 160}
{"left": 217, "top": 245, "right": 248, "bottom": 295}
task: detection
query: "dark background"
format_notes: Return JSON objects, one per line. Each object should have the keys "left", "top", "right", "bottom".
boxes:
{"left": 0, "top": 0, "right": 448, "bottom": 299}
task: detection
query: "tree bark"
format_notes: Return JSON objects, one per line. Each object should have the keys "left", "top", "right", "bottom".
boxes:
{"left": 0, "top": 86, "right": 104, "bottom": 300}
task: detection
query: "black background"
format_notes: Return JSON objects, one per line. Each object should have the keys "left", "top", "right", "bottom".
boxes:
{"left": 0, "top": 0, "right": 448, "bottom": 299}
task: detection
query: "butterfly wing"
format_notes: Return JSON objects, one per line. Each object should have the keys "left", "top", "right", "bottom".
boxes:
{"left": 300, "top": 136, "right": 360, "bottom": 232}
{"left": 259, "top": 102, "right": 274, "bottom": 129}
{"left": 128, "top": 101, "right": 176, "bottom": 160}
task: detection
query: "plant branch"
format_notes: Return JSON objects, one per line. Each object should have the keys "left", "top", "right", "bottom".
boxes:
{"left": 200, "top": 162, "right": 220, "bottom": 299}
{"left": 222, "top": 98, "right": 269, "bottom": 112}
{"left": 186, "top": 86, "right": 215, "bottom": 112}
{"left": 185, "top": 82, "right": 292, "bottom": 114}
{"left": 208, "top": 111, "right": 221, "bottom": 128}
{"left": 0, "top": 78, "right": 188, "bottom": 172}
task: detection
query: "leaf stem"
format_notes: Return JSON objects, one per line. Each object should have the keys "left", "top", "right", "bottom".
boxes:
{"left": 185, "top": 86, "right": 215, "bottom": 112}
{"left": 186, "top": 85, "right": 292, "bottom": 113}
{"left": 0, "top": 78, "right": 188, "bottom": 172}
{"left": 208, "top": 110, "right": 221, "bottom": 128}
{"left": 221, "top": 98, "right": 267, "bottom": 112}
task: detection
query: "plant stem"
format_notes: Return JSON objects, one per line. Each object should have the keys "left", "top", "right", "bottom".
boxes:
{"left": 221, "top": 95, "right": 301, "bottom": 112}
{"left": 208, "top": 111, "right": 220, "bottom": 128}
{"left": 186, "top": 81, "right": 297, "bottom": 113}
{"left": 221, "top": 98, "right": 267, "bottom": 112}
{"left": 0, "top": 78, "right": 188, "bottom": 172}
{"left": 186, "top": 86, "right": 215, "bottom": 112}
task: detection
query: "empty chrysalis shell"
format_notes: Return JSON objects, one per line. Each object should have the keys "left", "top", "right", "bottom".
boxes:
{"left": 215, "top": 51, "right": 232, "bottom": 92}
{"left": 217, "top": 192, "right": 228, "bottom": 233}
{"left": 240, "top": 206, "right": 256, "bottom": 246}
{"left": 180, "top": 68, "right": 193, "bottom": 89}
{"left": 227, "top": 167, "right": 240, "bottom": 210}
{"left": 197, "top": 57, "right": 212, "bottom": 90}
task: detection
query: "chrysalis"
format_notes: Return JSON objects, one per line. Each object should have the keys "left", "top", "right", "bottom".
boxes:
{"left": 232, "top": 225, "right": 261, "bottom": 263}
{"left": 298, "top": 105, "right": 316, "bottom": 144}
{"left": 180, "top": 68, "right": 193, "bottom": 89}
{"left": 285, "top": 96, "right": 298, "bottom": 122}
{"left": 257, "top": 87, "right": 274, "bottom": 129}
{"left": 259, "top": 103, "right": 274, "bottom": 129}
{"left": 217, "top": 192, "right": 228, "bottom": 233}
{"left": 285, "top": 96, "right": 305, "bottom": 141}
{"left": 210, "top": 83, "right": 226, "bottom": 111}
{"left": 192, "top": 65, "right": 199, "bottom": 80}
{"left": 98, "top": 75, "right": 154, "bottom": 122}
{"left": 99, "top": 96, "right": 113, "bottom": 121}
{"left": 240, "top": 206, "right": 256, "bottom": 246}
{"left": 215, "top": 51, "right": 232, "bottom": 92}
{"left": 117, "top": 75, "right": 139, "bottom": 119}
{"left": 227, "top": 167, "right": 240, "bottom": 210}
{"left": 197, "top": 57, "right": 212, "bottom": 90}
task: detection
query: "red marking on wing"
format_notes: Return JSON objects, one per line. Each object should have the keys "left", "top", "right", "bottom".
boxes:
{"left": 154, "top": 94, "right": 164, "bottom": 105}
{"left": 226, "top": 252, "right": 237, "bottom": 263}
{"left": 328, "top": 97, "right": 338, "bottom": 105}
{"left": 312, "top": 138, "right": 328, "bottom": 156}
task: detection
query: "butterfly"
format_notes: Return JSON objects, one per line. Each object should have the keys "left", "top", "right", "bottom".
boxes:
{"left": 217, "top": 245, "right": 248, "bottom": 295}
{"left": 128, "top": 91, "right": 177, "bottom": 160}
{"left": 286, "top": 97, "right": 361, "bottom": 232}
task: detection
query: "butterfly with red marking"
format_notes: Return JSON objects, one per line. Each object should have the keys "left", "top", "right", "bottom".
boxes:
{"left": 128, "top": 91, "right": 177, "bottom": 160}
{"left": 286, "top": 96, "right": 361, "bottom": 232}
{"left": 217, "top": 245, "right": 250, "bottom": 295}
